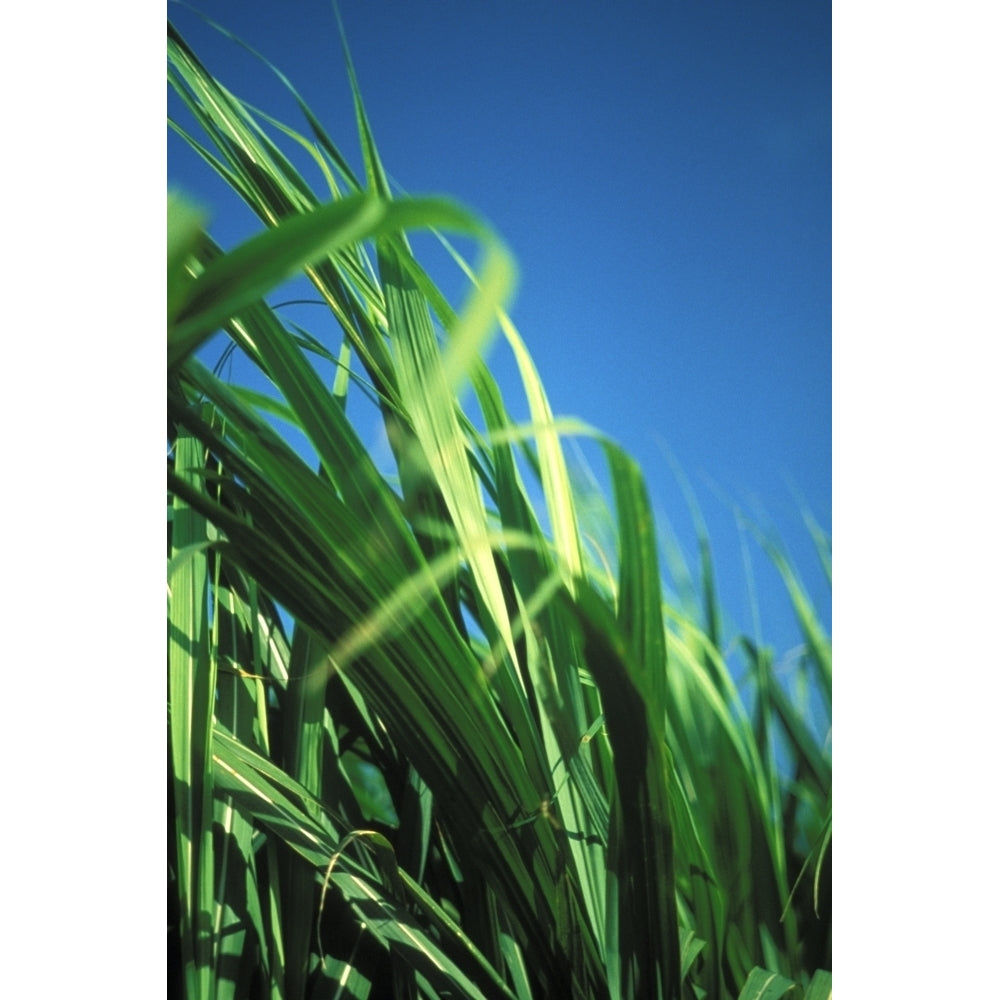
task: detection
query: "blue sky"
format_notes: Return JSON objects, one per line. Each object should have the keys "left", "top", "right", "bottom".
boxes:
{"left": 168, "top": 0, "right": 831, "bottom": 684}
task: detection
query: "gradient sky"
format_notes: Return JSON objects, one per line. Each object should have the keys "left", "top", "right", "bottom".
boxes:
{"left": 168, "top": 0, "right": 831, "bottom": 685}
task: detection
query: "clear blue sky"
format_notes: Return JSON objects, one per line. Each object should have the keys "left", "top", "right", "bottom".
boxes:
{"left": 168, "top": 0, "right": 831, "bottom": 678}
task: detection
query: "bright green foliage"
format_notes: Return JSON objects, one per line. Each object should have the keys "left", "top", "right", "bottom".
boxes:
{"left": 167, "top": 16, "right": 831, "bottom": 1000}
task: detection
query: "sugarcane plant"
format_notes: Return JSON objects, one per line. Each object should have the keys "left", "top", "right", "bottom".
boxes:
{"left": 167, "top": 13, "right": 831, "bottom": 1000}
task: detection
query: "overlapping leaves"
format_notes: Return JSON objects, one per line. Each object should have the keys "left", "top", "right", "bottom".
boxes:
{"left": 167, "top": 12, "right": 830, "bottom": 1000}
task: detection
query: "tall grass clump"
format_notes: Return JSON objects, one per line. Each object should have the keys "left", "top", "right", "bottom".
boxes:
{"left": 167, "top": 14, "right": 831, "bottom": 1000}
